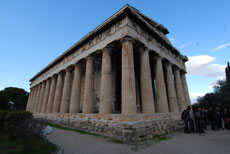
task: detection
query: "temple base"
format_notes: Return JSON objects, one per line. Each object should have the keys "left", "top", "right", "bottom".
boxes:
{"left": 34, "top": 113, "right": 184, "bottom": 142}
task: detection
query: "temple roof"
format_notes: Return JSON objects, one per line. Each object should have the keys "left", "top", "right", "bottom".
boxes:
{"left": 30, "top": 4, "right": 186, "bottom": 82}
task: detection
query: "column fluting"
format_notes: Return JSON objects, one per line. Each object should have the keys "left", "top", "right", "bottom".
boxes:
{"left": 99, "top": 47, "right": 113, "bottom": 114}
{"left": 60, "top": 68, "right": 72, "bottom": 113}
{"left": 139, "top": 47, "right": 155, "bottom": 113}
{"left": 41, "top": 78, "right": 51, "bottom": 113}
{"left": 46, "top": 76, "right": 57, "bottom": 113}
{"left": 155, "top": 56, "right": 169, "bottom": 113}
{"left": 83, "top": 57, "right": 94, "bottom": 113}
{"left": 121, "top": 37, "right": 137, "bottom": 115}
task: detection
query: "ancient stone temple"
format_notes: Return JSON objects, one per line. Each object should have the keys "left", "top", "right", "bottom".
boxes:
{"left": 26, "top": 4, "right": 191, "bottom": 141}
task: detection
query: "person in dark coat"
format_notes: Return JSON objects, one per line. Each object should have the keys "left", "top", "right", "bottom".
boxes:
{"left": 182, "top": 106, "right": 192, "bottom": 133}
{"left": 194, "top": 107, "right": 205, "bottom": 134}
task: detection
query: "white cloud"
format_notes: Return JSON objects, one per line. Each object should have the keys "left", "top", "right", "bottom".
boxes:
{"left": 209, "top": 77, "right": 225, "bottom": 89}
{"left": 211, "top": 43, "right": 230, "bottom": 52}
{"left": 190, "top": 92, "right": 206, "bottom": 104}
{"left": 186, "top": 55, "right": 225, "bottom": 77}
{"left": 168, "top": 38, "right": 176, "bottom": 45}
{"left": 178, "top": 43, "right": 192, "bottom": 49}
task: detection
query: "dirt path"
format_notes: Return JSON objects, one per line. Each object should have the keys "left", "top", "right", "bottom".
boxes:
{"left": 48, "top": 128, "right": 230, "bottom": 154}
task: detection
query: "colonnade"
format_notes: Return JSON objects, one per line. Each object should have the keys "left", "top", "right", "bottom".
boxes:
{"left": 26, "top": 36, "right": 191, "bottom": 115}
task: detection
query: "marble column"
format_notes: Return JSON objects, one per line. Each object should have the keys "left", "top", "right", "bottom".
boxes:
{"left": 165, "top": 63, "right": 179, "bottom": 113}
{"left": 31, "top": 86, "right": 38, "bottom": 113}
{"left": 83, "top": 57, "right": 94, "bottom": 114}
{"left": 155, "top": 56, "right": 169, "bottom": 113}
{"left": 46, "top": 76, "right": 57, "bottom": 113}
{"left": 52, "top": 72, "right": 64, "bottom": 113}
{"left": 174, "top": 68, "right": 186, "bottom": 112}
{"left": 29, "top": 88, "right": 36, "bottom": 111}
{"left": 121, "top": 37, "right": 137, "bottom": 115}
{"left": 26, "top": 88, "right": 33, "bottom": 111}
{"left": 41, "top": 78, "right": 51, "bottom": 113}
{"left": 60, "top": 68, "right": 72, "bottom": 113}
{"left": 37, "top": 81, "right": 46, "bottom": 113}
{"left": 181, "top": 73, "right": 191, "bottom": 107}
{"left": 139, "top": 47, "right": 155, "bottom": 114}
{"left": 34, "top": 83, "right": 42, "bottom": 113}
{"left": 69, "top": 63, "right": 82, "bottom": 113}
{"left": 99, "top": 47, "right": 112, "bottom": 114}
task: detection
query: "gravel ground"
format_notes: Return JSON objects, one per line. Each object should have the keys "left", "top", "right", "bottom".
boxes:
{"left": 48, "top": 127, "right": 230, "bottom": 154}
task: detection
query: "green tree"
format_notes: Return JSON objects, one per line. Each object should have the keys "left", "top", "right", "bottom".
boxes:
{"left": 0, "top": 87, "right": 29, "bottom": 110}
{"left": 194, "top": 80, "right": 230, "bottom": 109}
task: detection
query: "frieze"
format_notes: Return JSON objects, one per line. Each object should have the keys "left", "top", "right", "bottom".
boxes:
{"left": 128, "top": 19, "right": 184, "bottom": 66}
{"left": 31, "top": 18, "right": 125, "bottom": 86}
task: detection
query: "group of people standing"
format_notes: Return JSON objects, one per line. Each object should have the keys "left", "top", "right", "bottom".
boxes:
{"left": 181, "top": 106, "right": 230, "bottom": 134}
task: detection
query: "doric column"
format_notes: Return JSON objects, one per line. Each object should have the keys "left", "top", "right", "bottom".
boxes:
{"left": 52, "top": 72, "right": 64, "bottom": 113}
{"left": 181, "top": 73, "right": 191, "bottom": 107}
{"left": 46, "top": 76, "right": 57, "bottom": 113}
{"left": 155, "top": 56, "right": 169, "bottom": 113}
{"left": 174, "top": 68, "right": 186, "bottom": 112}
{"left": 69, "top": 63, "right": 82, "bottom": 113}
{"left": 139, "top": 47, "right": 155, "bottom": 114}
{"left": 37, "top": 81, "right": 46, "bottom": 113}
{"left": 165, "top": 63, "right": 179, "bottom": 112}
{"left": 34, "top": 83, "right": 42, "bottom": 113}
{"left": 121, "top": 37, "right": 137, "bottom": 115}
{"left": 26, "top": 88, "right": 33, "bottom": 111}
{"left": 31, "top": 86, "right": 38, "bottom": 113}
{"left": 60, "top": 68, "right": 72, "bottom": 113}
{"left": 99, "top": 47, "right": 112, "bottom": 114}
{"left": 41, "top": 78, "right": 51, "bottom": 113}
{"left": 83, "top": 57, "right": 94, "bottom": 113}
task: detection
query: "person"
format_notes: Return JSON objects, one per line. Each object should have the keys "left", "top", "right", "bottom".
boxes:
{"left": 181, "top": 106, "right": 192, "bottom": 133}
{"left": 219, "top": 108, "right": 226, "bottom": 129}
{"left": 194, "top": 107, "right": 205, "bottom": 134}
{"left": 210, "top": 107, "right": 219, "bottom": 130}
{"left": 225, "top": 109, "right": 230, "bottom": 129}
{"left": 201, "top": 108, "right": 208, "bottom": 130}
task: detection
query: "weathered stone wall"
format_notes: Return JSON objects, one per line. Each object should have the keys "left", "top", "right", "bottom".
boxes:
{"left": 35, "top": 113, "right": 184, "bottom": 142}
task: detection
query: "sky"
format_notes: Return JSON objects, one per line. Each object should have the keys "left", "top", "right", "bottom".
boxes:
{"left": 0, "top": 0, "right": 230, "bottom": 104}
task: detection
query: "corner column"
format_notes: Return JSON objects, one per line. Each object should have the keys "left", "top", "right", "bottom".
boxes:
{"left": 26, "top": 88, "right": 33, "bottom": 111}
{"left": 83, "top": 57, "right": 94, "bottom": 113}
{"left": 41, "top": 78, "right": 51, "bottom": 113}
{"left": 155, "top": 56, "right": 169, "bottom": 113}
{"left": 121, "top": 37, "right": 137, "bottom": 115}
{"left": 52, "top": 72, "right": 64, "bottom": 113}
{"left": 37, "top": 81, "right": 46, "bottom": 113}
{"left": 34, "top": 83, "right": 42, "bottom": 113}
{"left": 69, "top": 63, "right": 82, "bottom": 113}
{"left": 139, "top": 47, "right": 155, "bottom": 113}
{"left": 181, "top": 73, "right": 191, "bottom": 107}
{"left": 31, "top": 86, "right": 38, "bottom": 113}
{"left": 165, "top": 63, "right": 179, "bottom": 112}
{"left": 174, "top": 68, "right": 186, "bottom": 112}
{"left": 60, "top": 68, "right": 72, "bottom": 113}
{"left": 46, "top": 76, "right": 57, "bottom": 113}
{"left": 99, "top": 47, "right": 113, "bottom": 114}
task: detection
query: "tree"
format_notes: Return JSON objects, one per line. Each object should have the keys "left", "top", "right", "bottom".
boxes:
{"left": 0, "top": 87, "right": 29, "bottom": 110}
{"left": 194, "top": 80, "right": 230, "bottom": 109}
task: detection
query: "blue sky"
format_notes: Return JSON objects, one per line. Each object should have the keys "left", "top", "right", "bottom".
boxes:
{"left": 0, "top": 0, "right": 230, "bottom": 103}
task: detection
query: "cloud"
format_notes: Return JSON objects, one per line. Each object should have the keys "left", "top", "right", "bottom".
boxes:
{"left": 178, "top": 43, "right": 192, "bottom": 49}
{"left": 186, "top": 55, "right": 225, "bottom": 77}
{"left": 211, "top": 43, "right": 230, "bottom": 52}
{"left": 168, "top": 38, "right": 176, "bottom": 45}
{"left": 209, "top": 76, "right": 225, "bottom": 89}
{"left": 190, "top": 92, "right": 206, "bottom": 104}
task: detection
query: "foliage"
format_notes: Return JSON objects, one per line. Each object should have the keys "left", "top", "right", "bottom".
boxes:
{"left": 0, "top": 87, "right": 29, "bottom": 110}
{"left": 16, "top": 119, "right": 46, "bottom": 152}
{"left": 194, "top": 80, "right": 230, "bottom": 109}
{"left": 0, "top": 131, "right": 57, "bottom": 154}
{"left": 4, "top": 110, "right": 33, "bottom": 140}
{"left": 0, "top": 110, "right": 10, "bottom": 130}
